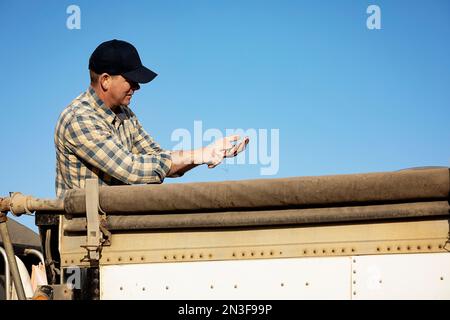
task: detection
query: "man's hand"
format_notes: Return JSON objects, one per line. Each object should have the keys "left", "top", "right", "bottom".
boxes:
{"left": 167, "top": 135, "right": 250, "bottom": 177}
{"left": 201, "top": 135, "right": 250, "bottom": 168}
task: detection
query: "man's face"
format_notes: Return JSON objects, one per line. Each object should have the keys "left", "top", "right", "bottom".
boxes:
{"left": 108, "top": 75, "right": 140, "bottom": 106}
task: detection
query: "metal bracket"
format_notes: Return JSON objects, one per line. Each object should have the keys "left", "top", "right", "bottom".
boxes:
{"left": 80, "top": 178, "right": 110, "bottom": 262}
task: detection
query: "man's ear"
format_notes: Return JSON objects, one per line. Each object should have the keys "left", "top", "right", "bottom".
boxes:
{"left": 100, "top": 73, "right": 111, "bottom": 91}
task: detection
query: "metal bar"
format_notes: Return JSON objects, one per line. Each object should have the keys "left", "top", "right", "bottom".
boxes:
{"left": 63, "top": 201, "right": 450, "bottom": 232}
{"left": 64, "top": 168, "right": 450, "bottom": 215}
{"left": 0, "top": 214, "right": 26, "bottom": 300}
{"left": 23, "top": 248, "right": 45, "bottom": 266}
{"left": 0, "top": 246, "right": 11, "bottom": 300}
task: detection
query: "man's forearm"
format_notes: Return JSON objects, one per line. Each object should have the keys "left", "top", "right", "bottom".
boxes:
{"left": 167, "top": 149, "right": 203, "bottom": 177}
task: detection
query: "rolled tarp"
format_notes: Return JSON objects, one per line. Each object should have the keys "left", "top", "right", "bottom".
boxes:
{"left": 63, "top": 168, "right": 450, "bottom": 215}
{"left": 63, "top": 201, "right": 450, "bottom": 231}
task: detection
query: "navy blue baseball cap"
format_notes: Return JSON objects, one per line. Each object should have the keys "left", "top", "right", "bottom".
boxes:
{"left": 88, "top": 39, "right": 157, "bottom": 84}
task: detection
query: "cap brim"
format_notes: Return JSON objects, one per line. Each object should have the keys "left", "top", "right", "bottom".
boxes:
{"left": 122, "top": 66, "right": 158, "bottom": 84}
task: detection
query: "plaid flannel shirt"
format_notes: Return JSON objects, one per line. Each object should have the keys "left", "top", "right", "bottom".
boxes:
{"left": 54, "top": 87, "right": 172, "bottom": 198}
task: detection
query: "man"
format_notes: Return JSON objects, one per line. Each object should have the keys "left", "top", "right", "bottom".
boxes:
{"left": 55, "top": 39, "right": 248, "bottom": 198}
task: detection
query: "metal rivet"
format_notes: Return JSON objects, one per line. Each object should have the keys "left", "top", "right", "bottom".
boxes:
{"left": 322, "top": 249, "right": 326, "bottom": 253}
{"left": 251, "top": 252, "right": 254, "bottom": 256}
{"left": 129, "top": 257, "right": 133, "bottom": 261}
{"left": 173, "top": 255, "right": 177, "bottom": 260}
{"left": 353, "top": 259, "right": 356, "bottom": 263}
{"left": 261, "top": 252, "right": 264, "bottom": 256}
{"left": 106, "top": 258, "right": 110, "bottom": 262}
{"left": 279, "top": 251, "right": 283, "bottom": 255}
{"left": 397, "top": 247, "right": 401, "bottom": 251}
{"left": 232, "top": 253, "right": 236, "bottom": 257}
{"left": 190, "top": 254, "right": 194, "bottom": 258}
{"left": 118, "top": 257, "right": 122, "bottom": 262}
{"left": 417, "top": 246, "right": 421, "bottom": 250}
{"left": 210, "top": 285, "right": 214, "bottom": 289}
{"left": 181, "top": 255, "right": 185, "bottom": 259}
{"left": 379, "top": 280, "right": 382, "bottom": 284}
{"left": 341, "top": 249, "right": 345, "bottom": 253}
{"left": 441, "top": 277, "right": 444, "bottom": 281}
{"left": 305, "top": 282, "right": 309, "bottom": 286}
{"left": 353, "top": 281, "right": 356, "bottom": 285}
{"left": 387, "top": 247, "right": 391, "bottom": 251}
{"left": 141, "top": 257, "right": 145, "bottom": 261}
{"left": 407, "top": 246, "right": 411, "bottom": 250}
{"left": 376, "top": 247, "right": 380, "bottom": 252}
{"left": 353, "top": 291, "right": 356, "bottom": 295}
{"left": 199, "top": 254, "right": 203, "bottom": 258}
{"left": 280, "top": 283, "right": 284, "bottom": 287}
{"left": 64, "top": 260, "right": 68, "bottom": 264}
{"left": 313, "top": 250, "right": 317, "bottom": 254}
{"left": 120, "top": 286, "right": 123, "bottom": 291}
{"left": 270, "top": 251, "right": 274, "bottom": 256}
{"left": 303, "top": 250, "right": 307, "bottom": 254}
{"left": 209, "top": 254, "right": 213, "bottom": 258}
{"left": 165, "top": 286, "right": 169, "bottom": 290}
{"left": 241, "top": 253, "right": 245, "bottom": 257}
{"left": 351, "top": 248, "right": 355, "bottom": 252}
{"left": 439, "top": 245, "right": 443, "bottom": 249}
{"left": 428, "top": 245, "right": 432, "bottom": 250}
{"left": 142, "top": 287, "right": 146, "bottom": 291}
{"left": 331, "top": 249, "right": 335, "bottom": 253}
{"left": 164, "top": 256, "right": 167, "bottom": 260}
{"left": 353, "top": 270, "right": 356, "bottom": 274}
{"left": 71, "top": 260, "right": 74, "bottom": 264}
{"left": 234, "top": 285, "right": 238, "bottom": 289}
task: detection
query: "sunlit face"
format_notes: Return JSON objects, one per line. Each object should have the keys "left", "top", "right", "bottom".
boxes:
{"left": 108, "top": 75, "right": 140, "bottom": 107}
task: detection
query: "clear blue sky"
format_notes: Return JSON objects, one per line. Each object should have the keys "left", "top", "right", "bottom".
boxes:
{"left": 1, "top": 0, "right": 449, "bottom": 231}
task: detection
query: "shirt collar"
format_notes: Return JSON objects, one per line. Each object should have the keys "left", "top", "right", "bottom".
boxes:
{"left": 87, "top": 86, "right": 118, "bottom": 125}
{"left": 87, "top": 86, "right": 126, "bottom": 128}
